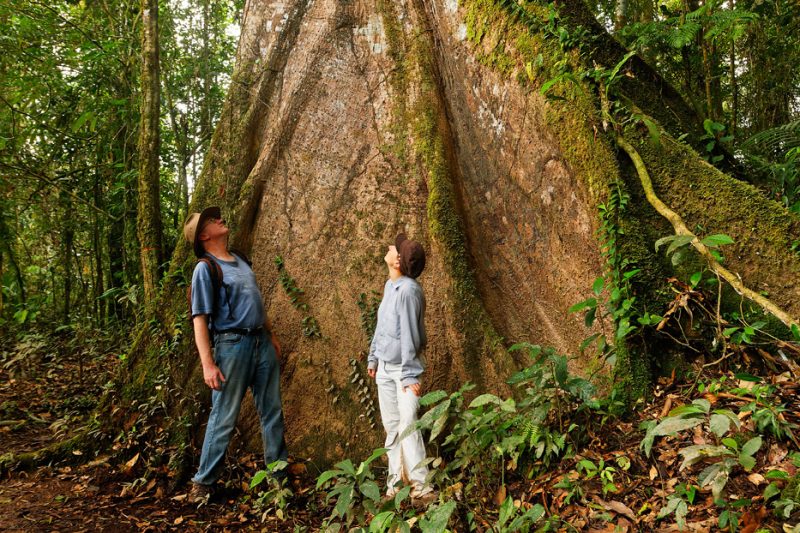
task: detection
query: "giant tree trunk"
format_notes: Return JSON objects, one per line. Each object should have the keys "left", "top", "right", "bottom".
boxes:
{"left": 116, "top": 0, "right": 800, "bottom": 470}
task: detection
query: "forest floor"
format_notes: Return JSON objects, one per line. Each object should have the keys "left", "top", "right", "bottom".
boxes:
{"left": 1, "top": 332, "right": 799, "bottom": 532}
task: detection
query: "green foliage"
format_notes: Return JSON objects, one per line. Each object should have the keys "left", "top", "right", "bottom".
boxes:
{"left": 639, "top": 378, "right": 796, "bottom": 528}
{"left": 657, "top": 483, "right": 695, "bottom": 530}
{"left": 575, "top": 457, "right": 624, "bottom": 496}
{"left": 357, "top": 291, "right": 381, "bottom": 341}
{"left": 275, "top": 256, "right": 321, "bottom": 338}
{"left": 249, "top": 461, "right": 293, "bottom": 522}
{"left": 416, "top": 342, "right": 600, "bottom": 497}
{"left": 348, "top": 358, "right": 377, "bottom": 430}
{"left": 571, "top": 184, "right": 641, "bottom": 368}
{"left": 316, "top": 448, "right": 419, "bottom": 532}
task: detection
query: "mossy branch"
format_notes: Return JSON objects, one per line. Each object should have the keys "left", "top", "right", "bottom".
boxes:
{"left": 616, "top": 135, "right": 800, "bottom": 333}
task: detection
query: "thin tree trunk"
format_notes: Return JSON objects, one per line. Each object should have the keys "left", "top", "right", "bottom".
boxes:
{"left": 63, "top": 213, "right": 73, "bottom": 324}
{"left": 93, "top": 171, "right": 105, "bottom": 324}
{"left": 137, "top": 0, "right": 164, "bottom": 309}
{"left": 615, "top": 0, "right": 628, "bottom": 31}
{"left": 730, "top": 40, "right": 738, "bottom": 139}
{"left": 201, "top": 0, "right": 212, "bottom": 143}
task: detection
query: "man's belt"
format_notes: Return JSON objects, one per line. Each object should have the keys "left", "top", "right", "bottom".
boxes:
{"left": 215, "top": 327, "right": 263, "bottom": 336}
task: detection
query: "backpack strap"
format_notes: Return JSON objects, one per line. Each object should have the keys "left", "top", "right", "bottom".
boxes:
{"left": 229, "top": 248, "right": 252, "bottom": 267}
{"left": 194, "top": 256, "right": 224, "bottom": 327}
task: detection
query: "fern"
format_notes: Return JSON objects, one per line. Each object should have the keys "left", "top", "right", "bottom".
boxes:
{"left": 705, "top": 8, "right": 758, "bottom": 41}
{"left": 669, "top": 20, "right": 701, "bottom": 48}
{"left": 741, "top": 120, "right": 800, "bottom": 159}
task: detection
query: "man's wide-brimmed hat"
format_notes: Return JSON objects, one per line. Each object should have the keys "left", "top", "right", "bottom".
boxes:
{"left": 395, "top": 233, "right": 426, "bottom": 279}
{"left": 183, "top": 206, "right": 221, "bottom": 258}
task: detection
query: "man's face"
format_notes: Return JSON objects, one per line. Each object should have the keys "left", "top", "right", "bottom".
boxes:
{"left": 384, "top": 245, "right": 400, "bottom": 270}
{"left": 199, "top": 217, "right": 229, "bottom": 241}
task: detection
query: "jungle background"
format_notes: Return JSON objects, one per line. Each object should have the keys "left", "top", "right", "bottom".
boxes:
{"left": 1, "top": 0, "right": 800, "bottom": 531}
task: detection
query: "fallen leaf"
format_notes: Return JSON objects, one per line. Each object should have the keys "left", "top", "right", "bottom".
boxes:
{"left": 493, "top": 485, "right": 506, "bottom": 507}
{"left": 649, "top": 465, "right": 659, "bottom": 480}
{"left": 747, "top": 473, "right": 765, "bottom": 486}
{"left": 739, "top": 506, "right": 767, "bottom": 533}
{"left": 769, "top": 444, "right": 788, "bottom": 465}
{"left": 592, "top": 495, "right": 637, "bottom": 522}
{"left": 173, "top": 516, "right": 184, "bottom": 525}
{"left": 123, "top": 452, "right": 140, "bottom": 474}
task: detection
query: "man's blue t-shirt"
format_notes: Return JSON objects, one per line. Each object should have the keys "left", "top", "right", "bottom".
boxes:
{"left": 191, "top": 253, "right": 265, "bottom": 331}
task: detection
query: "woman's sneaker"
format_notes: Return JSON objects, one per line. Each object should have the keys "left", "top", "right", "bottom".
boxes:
{"left": 410, "top": 485, "right": 437, "bottom": 506}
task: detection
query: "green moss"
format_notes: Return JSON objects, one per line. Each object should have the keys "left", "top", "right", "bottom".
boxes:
{"left": 406, "top": 22, "right": 513, "bottom": 385}
{"left": 376, "top": 0, "right": 411, "bottom": 169}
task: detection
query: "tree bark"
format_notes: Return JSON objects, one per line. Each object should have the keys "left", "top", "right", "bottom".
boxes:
{"left": 109, "top": 0, "right": 800, "bottom": 470}
{"left": 136, "top": 0, "right": 164, "bottom": 309}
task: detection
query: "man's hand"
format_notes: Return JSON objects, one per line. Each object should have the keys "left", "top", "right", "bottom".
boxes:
{"left": 367, "top": 368, "right": 376, "bottom": 379}
{"left": 203, "top": 363, "right": 226, "bottom": 390}
{"left": 404, "top": 383, "right": 421, "bottom": 397}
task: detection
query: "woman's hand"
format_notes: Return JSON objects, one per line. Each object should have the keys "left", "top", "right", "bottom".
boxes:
{"left": 404, "top": 383, "right": 421, "bottom": 397}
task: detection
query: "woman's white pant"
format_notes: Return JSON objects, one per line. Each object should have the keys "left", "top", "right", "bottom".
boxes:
{"left": 375, "top": 361, "right": 430, "bottom": 492}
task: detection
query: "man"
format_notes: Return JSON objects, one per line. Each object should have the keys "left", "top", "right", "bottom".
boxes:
{"left": 367, "top": 233, "right": 435, "bottom": 503}
{"left": 183, "top": 206, "right": 287, "bottom": 502}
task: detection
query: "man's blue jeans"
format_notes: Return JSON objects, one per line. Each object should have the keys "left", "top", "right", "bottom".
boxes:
{"left": 192, "top": 330, "right": 288, "bottom": 486}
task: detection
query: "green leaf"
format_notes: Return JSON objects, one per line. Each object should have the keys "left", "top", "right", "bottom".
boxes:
{"left": 654, "top": 235, "right": 675, "bottom": 252}
{"left": 763, "top": 482, "right": 781, "bottom": 501}
{"left": 592, "top": 277, "right": 604, "bottom": 296}
{"left": 709, "top": 413, "right": 732, "bottom": 438}
{"left": 334, "top": 459, "right": 356, "bottom": 476}
{"left": 765, "top": 470, "right": 789, "bottom": 480}
{"left": 623, "top": 268, "right": 641, "bottom": 280}
{"left": 692, "top": 398, "right": 711, "bottom": 413}
{"left": 364, "top": 448, "right": 389, "bottom": 466}
{"left": 553, "top": 355, "right": 568, "bottom": 386}
{"left": 420, "top": 390, "right": 447, "bottom": 406}
{"left": 652, "top": 416, "right": 704, "bottom": 437}
{"left": 666, "top": 235, "right": 695, "bottom": 255}
{"left": 791, "top": 323, "right": 800, "bottom": 341}
{"left": 498, "top": 495, "right": 514, "bottom": 526}
{"left": 370, "top": 511, "right": 396, "bottom": 532}
{"left": 723, "top": 327, "right": 740, "bottom": 337}
{"left": 71, "top": 110, "right": 93, "bottom": 133}
{"left": 700, "top": 234, "right": 734, "bottom": 248}
{"left": 668, "top": 404, "right": 705, "bottom": 417}
{"left": 395, "top": 485, "right": 412, "bottom": 508}
{"left": 690, "top": 271, "right": 702, "bottom": 287}
{"left": 679, "top": 445, "right": 732, "bottom": 470}
{"left": 250, "top": 470, "right": 268, "bottom": 489}
{"left": 569, "top": 297, "right": 596, "bottom": 313}
{"left": 419, "top": 500, "right": 457, "bottom": 532}
{"left": 722, "top": 437, "right": 738, "bottom": 451}
{"left": 643, "top": 117, "right": 662, "bottom": 148}
{"left": 316, "top": 469, "right": 341, "bottom": 489}
{"left": 741, "top": 436, "right": 762, "bottom": 458}
{"left": 359, "top": 480, "right": 381, "bottom": 502}
{"left": 584, "top": 306, "right": 597, "bottom": 327}
{"left": 606, "top": 51, "right": 636, "bottom": 85}
{"left": 469, "top": 394, "right": 502, "bottom": 408}
{"left": 739, "top": 454, "right": 756, "bottom": 470}
{"left": 698, "top": 461, "right": 731, "bottom": 500}
{"left": 333, "top": 486, "right": 354, "bottom": 518}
